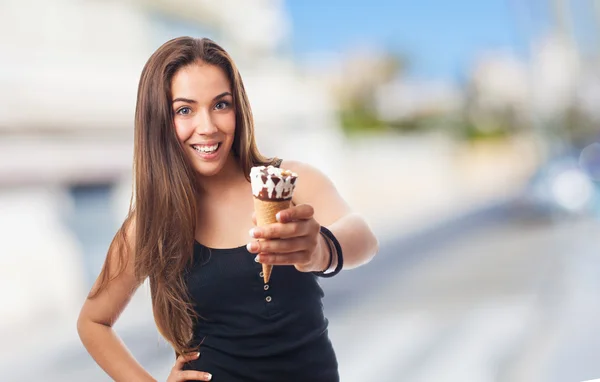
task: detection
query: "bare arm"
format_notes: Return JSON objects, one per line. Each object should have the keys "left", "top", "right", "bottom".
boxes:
{"left": 77, "top": 217, "right": 213, "bottom": 382}
{"left": 285, "top": 160, "right": 379, "bottom": 270}
{"left": 76, "top": 217, "right": 155, "bottom": 382}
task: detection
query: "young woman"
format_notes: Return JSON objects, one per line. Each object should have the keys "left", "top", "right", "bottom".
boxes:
{"left": 77, "top": 36, "right": 378, "bottom": 382}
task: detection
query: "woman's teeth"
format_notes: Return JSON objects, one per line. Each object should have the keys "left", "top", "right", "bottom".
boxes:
{"left": 193, "top": 144, "right": 219, "bottom": 153}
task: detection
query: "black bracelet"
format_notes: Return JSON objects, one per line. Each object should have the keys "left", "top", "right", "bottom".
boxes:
{"left": 317, "top": 231, "right": 334, "bottom": 272}
{"left": 313, "top": 226, "right": 343, "bottom": 278}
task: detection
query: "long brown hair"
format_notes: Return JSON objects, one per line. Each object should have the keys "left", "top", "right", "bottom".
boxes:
{"left": 89, "top": 37, "right": 274, "bottom": 355}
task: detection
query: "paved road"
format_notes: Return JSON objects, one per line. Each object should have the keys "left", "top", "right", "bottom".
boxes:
{"left": 4, "top": 206, "right": 600, "bottom": 382}
{"left": 328, "top": 210, "right": 600, "bottom": 382}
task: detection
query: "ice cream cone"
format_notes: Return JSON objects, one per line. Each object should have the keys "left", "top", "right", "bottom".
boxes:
{"left": 250, "top": 165, "right": 298, "bottom": 284}
{"left": 253, "top": 198, "right": 291, "bottom": 283}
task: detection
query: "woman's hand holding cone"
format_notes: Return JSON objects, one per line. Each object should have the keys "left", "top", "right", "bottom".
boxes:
{"left": 247, "top": 204, "right": 329, "bottom": 273}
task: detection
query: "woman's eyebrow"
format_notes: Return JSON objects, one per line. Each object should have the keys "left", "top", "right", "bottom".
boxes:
{"left": 172, "top": 97, "right": 197, "bottom": 104}
{"left": 172, "top": 92, "right": 231, "bottom": 104}
{"left": 212, "top": 91, "right": 232, "bottom": 101}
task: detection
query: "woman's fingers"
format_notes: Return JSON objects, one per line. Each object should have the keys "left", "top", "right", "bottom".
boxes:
{"left": 176, "top": 370, "right": 213, "bottom": 381}
{"left": 276, "top": 204, "right": 314, "bottom": 223}
{"left": 257, "top": 251, "right": 310, "bottom": 266}
{"left": 250, "top": 219, "right": 320, "bottom": 240}
{"left": 248, "top": 204, "right": 321, "bottom": 269}
{"left": 169, "top": 352, "right": 212, "bottom": 381}
{"left": 248, "top": 237, "right": 315, "bottom": 255}
{"left": 250, "top": 222, "right": 306, "bottom": 240}
{"left": 174, "top": 352, "right": 200, "bottom": 370}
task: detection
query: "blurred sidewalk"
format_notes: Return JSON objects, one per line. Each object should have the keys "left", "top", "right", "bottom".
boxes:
{"left": 328, "top": 215, "right": 600, "bottom": 382}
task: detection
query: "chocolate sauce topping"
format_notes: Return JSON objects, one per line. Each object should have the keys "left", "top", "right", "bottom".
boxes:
{"left": 250, "top": 165, "right": 298, "bottom": 201}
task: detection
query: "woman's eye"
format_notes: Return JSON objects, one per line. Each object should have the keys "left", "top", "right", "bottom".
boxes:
{"left": 177, "top": 107, "right": 191, "bottom": 115}
{"left": 214, "top": 101, "right": 229, "bottom": 110}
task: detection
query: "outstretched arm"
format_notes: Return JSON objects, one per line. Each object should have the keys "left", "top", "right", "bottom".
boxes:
{"left": 248, "top": 160, "right": 379, "bottom": 273}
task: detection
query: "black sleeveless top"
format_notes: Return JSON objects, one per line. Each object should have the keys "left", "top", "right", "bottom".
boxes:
{"left": 182, "top": 162, "right": 339, "bottom": 382}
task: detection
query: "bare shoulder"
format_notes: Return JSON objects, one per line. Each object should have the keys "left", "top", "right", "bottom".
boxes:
{"left": 280, "top": 160, "right": 334, "bottom": 186}
{"left": 280, "top": 159, "right": 351, "bottom": 224}
{"left": 279, "top": 159, "right": 309, "bottom": 173}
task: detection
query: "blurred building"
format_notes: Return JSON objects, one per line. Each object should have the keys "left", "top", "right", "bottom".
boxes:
{"left": 468, "top": 51, "right": 530, "bottom": 116}
{"left": 375, "top": 79, "right": 463, "bottom": 121}
{"left": 0, "top": 0, "right": 341, "bottom": 338}
{"left": 530, "top": 34, "right": 581, "bottom": 120}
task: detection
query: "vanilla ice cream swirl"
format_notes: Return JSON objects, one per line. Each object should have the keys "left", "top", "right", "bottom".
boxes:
{"left": 250, "top": 165, "right": 298, "bottom": 201}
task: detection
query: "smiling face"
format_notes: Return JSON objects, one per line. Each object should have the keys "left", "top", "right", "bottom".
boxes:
{"left": 171, "top": 62, "right": 236, "bottom": 178}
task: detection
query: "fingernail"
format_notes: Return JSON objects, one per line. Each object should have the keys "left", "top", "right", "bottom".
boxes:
{"left": 247, "top": 242, "right": 258, "bottom": 252}
{"left": 206, "top": 373, "right": 212, "bottom": 380}
{"left": 254, "top": 255, "right": 260, "bottom": 263}
{"left": 276, "top": 212, "right": 281, "bottom": 222}
{"left": 249, "top": 228, "right": 256, "bottom": 238}
{"left": 196, "top": 352, "right": 200, "bottom": 357}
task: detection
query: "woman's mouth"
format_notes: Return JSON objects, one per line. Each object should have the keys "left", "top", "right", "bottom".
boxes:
{"left": 191, "top": 143, "right": 221, "bottom": 159}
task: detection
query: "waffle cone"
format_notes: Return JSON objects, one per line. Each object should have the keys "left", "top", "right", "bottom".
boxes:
{"left": 253, "top": 198, "right": 291, "bottom": 283}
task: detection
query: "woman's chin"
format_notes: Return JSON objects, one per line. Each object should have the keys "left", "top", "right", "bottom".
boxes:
{"left": 194, "top": 166, "right": 222, "bottom": 178}
{"left": 192, "top": 161, "right": 229, "bottom": 178}
{"left": 189, "top": 149, "right": 235, "bottom": 178}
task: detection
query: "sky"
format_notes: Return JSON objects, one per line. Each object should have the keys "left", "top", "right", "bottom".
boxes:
{"left": 285, "top": 0, "right": 598, "bottom": 82}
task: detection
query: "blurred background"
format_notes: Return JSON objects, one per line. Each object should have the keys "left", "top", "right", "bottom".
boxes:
{"left": 1, "top": 0, "right": 600, "bottom": 381}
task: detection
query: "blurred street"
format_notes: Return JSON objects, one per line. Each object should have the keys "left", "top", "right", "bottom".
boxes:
{"left": 328, "top": 207, "right": 600, "bottom": 382}
{"left": 4, "top": 203, "right": 600, "bottom": 382}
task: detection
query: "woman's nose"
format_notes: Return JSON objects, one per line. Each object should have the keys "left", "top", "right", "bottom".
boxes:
{"left": 194, "top": 110, "right": 218, "bottom": 135}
